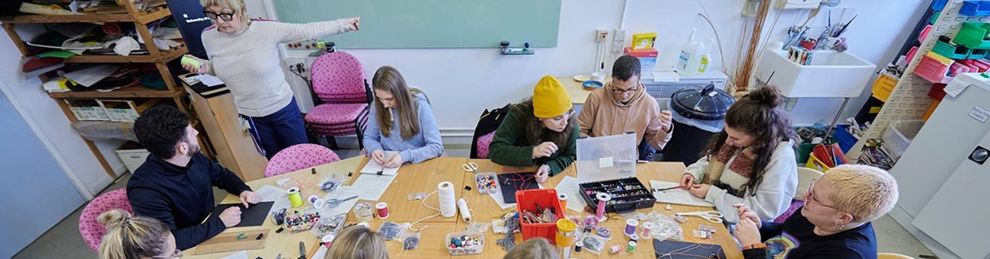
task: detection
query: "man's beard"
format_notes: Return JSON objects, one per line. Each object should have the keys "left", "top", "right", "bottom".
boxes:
{"left": 185, "top": 140, "right": 201, "bottom": 156}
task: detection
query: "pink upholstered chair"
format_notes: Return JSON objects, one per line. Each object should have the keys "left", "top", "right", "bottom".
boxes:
{"left": 304, "top": 51, "right": 371, "bottom": 150}
{"left": 265, "top": 143, "right": 341, "bottom": 177}
{"left": 79, "top": 188, "right": 133, "bottom": 251}
{"left": 475, "top": 131, "right": 496, "bottom": 159}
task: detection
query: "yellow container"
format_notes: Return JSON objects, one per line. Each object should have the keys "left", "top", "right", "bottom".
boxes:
{"left": 805, "top": 156, "right": 832, "bottom": 172}
{"left": 871, "top": 74, "right": 898, "bottom": 102}
{"left": 554, "top": 219, "right": 577, "bottom": 247}
{"left": 631, "top": 32, "right": 657, "bottom": 50}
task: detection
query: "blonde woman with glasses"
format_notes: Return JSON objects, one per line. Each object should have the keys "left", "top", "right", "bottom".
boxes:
{"left": 183, "top": 0, "right": 360, "bottom": 159}
{"left": 733, "top": 164, "right": 899, "bottom": 258}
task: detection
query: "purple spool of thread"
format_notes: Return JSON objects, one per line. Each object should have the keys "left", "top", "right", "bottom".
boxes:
{"left": 624, "top": 219, "right": 639, "bottom": 236}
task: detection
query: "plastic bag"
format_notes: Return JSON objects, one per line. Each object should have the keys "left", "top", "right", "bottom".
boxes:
{"left": 379, "top": 221, "right": 409, "bottom": 241}
{"left": 71, "top": 121, "right": 136, "bottom": 142}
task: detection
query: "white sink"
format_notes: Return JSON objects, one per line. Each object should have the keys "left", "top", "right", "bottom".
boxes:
{"left": 755, "top": 49, "right": 877, "bottom": 98}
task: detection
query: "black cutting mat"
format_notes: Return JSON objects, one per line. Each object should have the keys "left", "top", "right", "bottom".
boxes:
{"left": 497, "top": 172, "right": 539, "bottom": 204}
{"left": 653, "top": 239, "right": 726, "bottom": 259}
{"left": 208, "top": 201, "right": 274, "bottom": 228}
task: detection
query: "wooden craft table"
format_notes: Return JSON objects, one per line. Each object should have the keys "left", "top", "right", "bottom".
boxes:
{"left": 183, "top": 157, "right": 742, "bottom": 258}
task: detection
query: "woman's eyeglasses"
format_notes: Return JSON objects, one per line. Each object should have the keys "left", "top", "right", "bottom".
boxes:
{"left": 203, "top": 10, "right": 235, "bottom": 21}
{"left": 806, "top": 181, "right": 838, "bottom": 210}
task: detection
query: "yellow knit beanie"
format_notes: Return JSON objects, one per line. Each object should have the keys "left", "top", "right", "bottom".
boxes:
{"left": 532, "top": 76, "right": 572, "bottom": 118}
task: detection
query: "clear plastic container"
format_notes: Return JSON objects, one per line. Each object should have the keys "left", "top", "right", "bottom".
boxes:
{"left": 575, "top": 133, "right": 638, "bottom": 184}
{"left": 475, "top": 172, "right": 500, "bottom": 194}
{"left": 446, "top": 232, "right": 485, "bottom": 255}
{"left": 883, "top": 120, "right": 926, "bottom": 159}
{"left": 353, "top": 202, "right": 374, "bottom": 223}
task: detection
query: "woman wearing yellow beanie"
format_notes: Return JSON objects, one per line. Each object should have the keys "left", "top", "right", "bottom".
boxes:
{"left": 489, "top": 76, "right": 579, "bottom": 183}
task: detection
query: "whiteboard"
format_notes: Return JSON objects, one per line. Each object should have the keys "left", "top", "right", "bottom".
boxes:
{"left": 273, "top": 0, "right": 561, "bottom": 49}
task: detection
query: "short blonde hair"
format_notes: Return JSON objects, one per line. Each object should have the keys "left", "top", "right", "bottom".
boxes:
{"left": 199, "top": 0, "right": 248, "bottom": 20}
{"left": 326, "top": 226, "right": 389, "bottom": 259}
{"left": 823, "top": 164, "right": 899, "bottom": 223}
{"left": 504, "top": 238, "right": 559, "bottom": 259}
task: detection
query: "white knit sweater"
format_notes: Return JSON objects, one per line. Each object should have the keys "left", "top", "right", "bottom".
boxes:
{"left": 201, "top": 19, "right": 353, "bottom": 117}
{"left": 685, "top": 140, "right": 798, "bottom": 223}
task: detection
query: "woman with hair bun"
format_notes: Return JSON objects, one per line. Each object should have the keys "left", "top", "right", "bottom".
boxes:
{"left": 678, "top": 87, "right": 799, "bottom": 223}
{"left": 97, "top": 209, "right": 178, "bottom": 259}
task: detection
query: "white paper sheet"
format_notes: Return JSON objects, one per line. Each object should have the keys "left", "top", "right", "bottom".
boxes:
{"left": 219, "top": 251, "right": 248, "bottom": 259}
{"left": 320, "top": 186, "right": 361, "bottom": 217}
{"left": 193, "top": 74, "right": 224, "bottom": 87}
{"left": 554, "top": 176, "right": 588, "bottom": 213}
{"left": 649, "top": 180, "right": 714, "bottom": 207}
{"left": 254, "top": 185, "right": 289, "bottom": 213}
{"left": 359, "top": 151, "right": 400, "bottom": 176}
{"left": 488, "top": 191, "right": 514, "bottom": 209}
{"left": 350, "top": 174, "right": 397, "bottom": 201}
{"left": 62, "top": 65, "right": 118, "bottom": 87}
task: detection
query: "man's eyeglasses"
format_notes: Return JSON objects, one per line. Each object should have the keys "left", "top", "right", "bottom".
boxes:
{"left": 203, "top": 10, "right": 235, "bottom": 21}
{"left": 610, "top": 86, "right": 639, "bottom": 94}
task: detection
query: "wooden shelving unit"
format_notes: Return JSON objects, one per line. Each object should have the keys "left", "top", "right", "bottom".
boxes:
{"left": 1, "top": 3, "right": 204, "bottom": 178}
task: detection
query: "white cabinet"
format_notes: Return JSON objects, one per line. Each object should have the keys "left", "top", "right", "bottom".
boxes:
{"left": 888, "top": 73, "right": 990, "bottom": 259}
{"left": 891, "top": 73, "right": 990, "bottom": 217}
{"left": 912, "top": 132, "right": 990, "bottom": 259}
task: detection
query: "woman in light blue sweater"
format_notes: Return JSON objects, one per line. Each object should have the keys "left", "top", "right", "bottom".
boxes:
{"left": 363, "top": 66, "right": 444, "bottom": 167}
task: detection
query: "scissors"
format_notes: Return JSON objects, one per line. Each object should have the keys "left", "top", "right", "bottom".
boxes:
{"left": 674, "top": 211, "right": 724, "bottom": 223}
{"left": 326, "top": 195, "right": 359, "bottom": 208}
{"left": 461, "top": 162, "right": 479, "bottom": 174}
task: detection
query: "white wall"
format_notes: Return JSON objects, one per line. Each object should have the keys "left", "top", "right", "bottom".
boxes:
{"left": 0, "top": 0, "right": 927, "bottom": 193}
{"left": 0, "top": 32, "right": 111, "bottom": 199}
{"left": 254, "top": 0, "right": 927, "bottom": 129}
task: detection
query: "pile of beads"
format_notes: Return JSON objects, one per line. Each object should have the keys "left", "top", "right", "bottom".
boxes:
{"left": 475, "top": 173, "right": 499, "bottom": 194}
{"left": 285, "top": 210, "right": 320, "bottom": 232}
{"left": 447, "top": 233, "right": 484, "bottom": 255}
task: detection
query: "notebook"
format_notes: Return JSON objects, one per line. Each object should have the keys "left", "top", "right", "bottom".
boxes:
{"left": 653, "top": 239, "right": 726, "bottom": 259}
{"left": 208, "top": 201, "right": 274, "bottom": 228}
{"left": 649, "top": 180, "right": 714, "bottom": 207}
{"left": 497, "top": 172, "right": 539, "bottom": 204}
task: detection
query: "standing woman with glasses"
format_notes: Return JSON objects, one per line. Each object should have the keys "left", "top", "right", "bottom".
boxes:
{"left": 183, "top": 0, "right": 360, "bottom": 159}
{"left": 98, "top": 209, "right": 181, "bottom": 259}
{"left": 489, "top": 76, "right": 578, "bottom": 183}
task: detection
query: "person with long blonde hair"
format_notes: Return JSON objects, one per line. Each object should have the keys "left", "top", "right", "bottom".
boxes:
{"left": 325, "top": 225, "right": 389, "bottom": 259}
{"left": 363, "top": 66, "right": 443, "bottom": 167}
{"left": 504, "top": 238, "right": 559, "bottom": 259}
{"left": 97, "top": 209, "right": 180, "bottom": 259}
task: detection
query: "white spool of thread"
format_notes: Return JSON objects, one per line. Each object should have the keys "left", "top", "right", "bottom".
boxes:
{"left": 438, "top": 181, "right": 457, "bottom": 218}
{"left": 308, "top": 195, "right": 325, "bottom": 209}
{"left": 457, "top": 198, "right": 472, "bottom": 222}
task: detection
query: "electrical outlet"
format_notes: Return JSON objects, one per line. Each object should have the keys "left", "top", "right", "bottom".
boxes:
{"left": 776, "top": 0, "right": 822, "bottom": 9}
{"left": 595, "top": 29, "right": 610, "bottom": 42}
